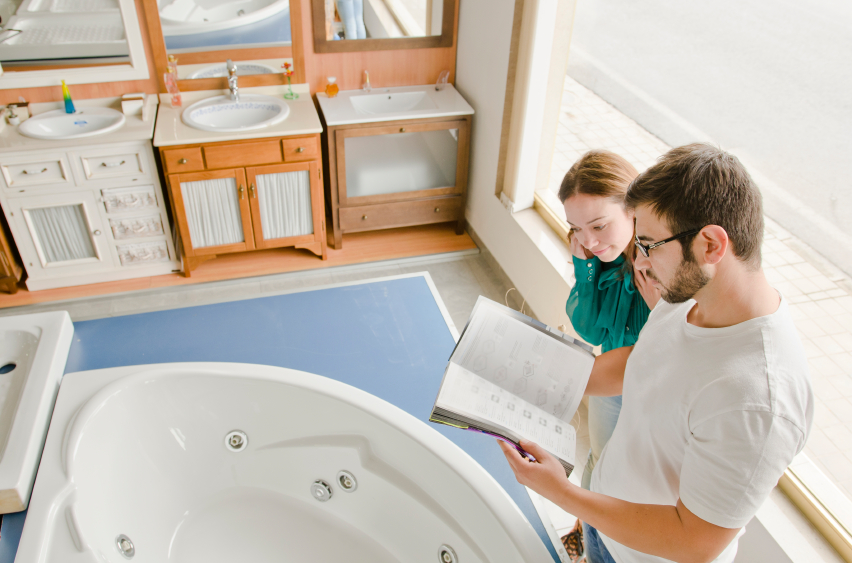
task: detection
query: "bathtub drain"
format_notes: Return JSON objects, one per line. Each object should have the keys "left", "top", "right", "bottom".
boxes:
{"left": 225, "top": 430, "right": 248, "bottom": 452}
{"left": 116, "top": 534, "right": 135, "bottom": 559}
{"left": 0, "top": 363, "right": 15, "bottom": 374}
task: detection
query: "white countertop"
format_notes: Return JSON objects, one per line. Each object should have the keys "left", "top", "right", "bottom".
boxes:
{"left": 317, "top": 84, "right": 475, "bottom": 126}
{"left": 0, "top": 95, "right": 158, "bottom": 152}
{"left": 153, "top": 84, "right": 323, "bottom": 147}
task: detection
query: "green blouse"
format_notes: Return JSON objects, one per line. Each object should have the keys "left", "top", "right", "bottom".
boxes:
{"left": 566, "top": 254, "right": 651, "bottom": 353}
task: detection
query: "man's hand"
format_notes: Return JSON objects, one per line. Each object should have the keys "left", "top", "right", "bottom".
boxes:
{"left": 634, "top": 264, "right": 661, "bottom": 310}
{"left": 498, "top": 439, "right": 573, "bottom": 502}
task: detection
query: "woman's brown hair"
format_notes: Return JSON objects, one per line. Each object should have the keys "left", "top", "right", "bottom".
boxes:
{"left": 558, "top": 150, "right": 639, "bottom": 258}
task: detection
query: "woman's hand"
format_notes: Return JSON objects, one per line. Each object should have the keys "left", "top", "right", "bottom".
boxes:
{"left": 498, "top": 439, "right": 573, "bottom": 503}
{"left": 634, "top": 265, "right": 661, "bottom": 310}
{"left": 570, "top": 233, "right": 593, "bottom": 260}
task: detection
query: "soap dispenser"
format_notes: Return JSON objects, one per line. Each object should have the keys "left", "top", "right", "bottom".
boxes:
{"left": 325, "top": 77, "right": 338, "bottom": 98}
{"left": 61, "top": 80, "right": 75, "bottom": 114}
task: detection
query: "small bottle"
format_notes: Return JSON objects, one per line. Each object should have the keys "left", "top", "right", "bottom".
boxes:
{"left": 362, "top": 70, "right": 371, "bottom": 93}
{"left": 164, "top": 68, "right": 182, "bottom": 108}
{"left": 325, "top": 77, "right": 338, "bottom": 98}
{"left": 61, "top": 80, "right": 76, "bottom": 114}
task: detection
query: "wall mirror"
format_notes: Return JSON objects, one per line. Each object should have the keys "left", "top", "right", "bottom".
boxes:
{"left": 311, "top": 0, "right": 454, "bottom": 53}
{"left": 0, "top": 0, "right": 148, "bottom": 89}
{"left": 155, "top": 0, "right": 293, "bottom": 82}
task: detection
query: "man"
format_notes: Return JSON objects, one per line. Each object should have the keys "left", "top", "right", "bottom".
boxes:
{"left": 500, "top": 144, "right": 813, "bottom": 563}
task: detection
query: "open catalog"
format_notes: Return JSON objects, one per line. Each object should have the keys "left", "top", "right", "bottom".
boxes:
{"left": 430, "top": 296, "right": 595, "bottom": 477}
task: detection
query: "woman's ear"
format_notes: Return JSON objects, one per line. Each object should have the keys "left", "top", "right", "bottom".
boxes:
{"left": 696, "top": 226, "right": 728, "bottom": 265}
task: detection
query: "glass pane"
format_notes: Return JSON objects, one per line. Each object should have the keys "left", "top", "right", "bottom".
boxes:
{"left": 344, "top": 129, "right": 457, "bottom": 198}
{"left": 28, "top": 204, "right": 96, "bottom": 263}
{"left": 256, "top": 170, "right": 313, "bottom": 239}
{"left": 181, "top": 177, "right": 244, "bottom": 248}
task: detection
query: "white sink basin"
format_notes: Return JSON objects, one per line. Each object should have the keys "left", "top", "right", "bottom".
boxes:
{"left": 181, "top": 94, "right": 290, "bottom": 132}
{"left": 349, "top": 91, "right": 437, "bottom": 115}
{"left": 187, "top": 62, "right": 277, "bottom": 80}
{"left": 0, "top": 311, "right": 73, "bottom": 513}
{"left": 18, "top": 108, "right": 126, "bottom": 140}
{"left": 18, "top": 362, "right": 551, "bottom": 562}
{"left": 317, "top": 84, "right": 475, "bottom": 126}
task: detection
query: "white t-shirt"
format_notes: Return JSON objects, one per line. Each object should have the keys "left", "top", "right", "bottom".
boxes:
{"left": 590, "top": 295, "right": 813, "bottom": 563}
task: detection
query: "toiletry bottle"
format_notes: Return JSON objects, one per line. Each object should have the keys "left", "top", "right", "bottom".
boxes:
{"left": 61, "top": 80, "right": 76, "bottom": 114}
{"left": 325, "top": 77, "right": 339, "bottom": 98}
{"left": 362, "top": 70, "right": 371, "bottom": 93}
{"left": 168, "top": 54, "right": 178, "bottom": 75}
{"left": 164, "top": 68, "right": 182, "bottom": 108}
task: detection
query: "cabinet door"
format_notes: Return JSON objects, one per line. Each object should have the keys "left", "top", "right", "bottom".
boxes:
{"left": 335, "top": 119, "right": 470, "bottom": 206}
{"left": 6, "top": 191, "right": 114, "bottom": 279}
{"left": 169, "top": 169, "right": 255, "bottom": 256}
{"left": 245, "top": 162, "right": 323, "bottom": 250}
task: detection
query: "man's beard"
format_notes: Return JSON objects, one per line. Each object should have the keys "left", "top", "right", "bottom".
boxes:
{"left": 646, "top": 256, "right": 710, "bottom": 304}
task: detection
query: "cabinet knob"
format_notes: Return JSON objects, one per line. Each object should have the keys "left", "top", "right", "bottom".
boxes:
{"left": 93, "top": 229, "right": 102, "bottom": 236}
{"left": 296, "top": 147, "right": 305, "bottom": 153}
{"left": 239, "top": 185, "right": 245, "bottom": 199}
{"left": 399, "top": 128, "right": 406, "bottom": 133}
{"left": 249, "top": 183, "right": 256, "bottom": 198}
{"left": 178, "top": 158, "right": 187, "bottom": 164}
{"left": 361, "top": 215, "right": 368, "bottom": 220}
{"left": 434, "top": 207, "right": 440, "bottom": 213}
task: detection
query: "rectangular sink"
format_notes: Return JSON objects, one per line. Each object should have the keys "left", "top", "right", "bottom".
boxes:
{"left": 0, "top": 311, "right": 73, "bottom": 513}
{"left": 317, "top": 84, "right": 474, "bottom": 126}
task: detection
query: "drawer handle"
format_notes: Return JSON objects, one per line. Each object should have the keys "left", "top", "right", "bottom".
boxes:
{"left": 93, "top": 229, "right": 102, "bottom": 236}
{"left": 100, "top": 160, "right": 126, "bottom": 168}
{"left": 296, "top": 147, "right": 305, "bottom": 153}
{"left": 361, "top": 215, "right": 368, "bottom": 220}
{"left": 178, "top": 158, "right": 188, "bottom": 164}
{"left": 238, "top": 185, "right": 245, "bottom": 199}
{"left": 22, "top": 167, "right": 48, "bottom": 175}
{"left": 399, "top": 128, "right": 406, "bottom": 133}
{"left": 434, "top": 207, "right": 440, "bottom": 213}
{"left": 249, "top": 183, "right": 256, "bottom": 198}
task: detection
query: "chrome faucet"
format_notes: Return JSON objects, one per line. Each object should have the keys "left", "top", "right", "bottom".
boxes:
{"left": 227, "top": 59, "right": 239, "bottom": 102}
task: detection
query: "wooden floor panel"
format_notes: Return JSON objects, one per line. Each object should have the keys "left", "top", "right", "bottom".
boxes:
{"left": 0, "top": 223, "right": 477, "bottom": 308}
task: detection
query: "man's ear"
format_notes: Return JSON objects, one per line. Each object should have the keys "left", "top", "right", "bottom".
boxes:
{"left": 694, "top": 226, "right": 728, "bottom": 266}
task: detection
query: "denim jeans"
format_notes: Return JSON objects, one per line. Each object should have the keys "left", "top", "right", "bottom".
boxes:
{"left": 583, "top": 523, "right": 617, "bottom": 563}
{"left": 581, "top": 395, "right": 623, "bottom": 490}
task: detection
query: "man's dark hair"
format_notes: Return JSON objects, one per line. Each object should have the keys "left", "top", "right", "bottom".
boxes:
{"left": 625, "top": 143, "right": 763, "bottom": 268}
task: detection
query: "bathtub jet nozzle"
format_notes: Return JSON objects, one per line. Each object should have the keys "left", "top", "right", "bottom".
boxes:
{"left": 225, "top": 430, "right": 248, "bottom": 452}
{"left": 311, "top": 480, "right": 333, "bottom": 502}
{"left": 116, "top": 534, "right": 135, "bottom": 559}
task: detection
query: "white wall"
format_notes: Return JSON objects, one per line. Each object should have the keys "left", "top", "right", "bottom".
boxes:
{"left": 455, "top": 0, "right": 572, "bottom": 328}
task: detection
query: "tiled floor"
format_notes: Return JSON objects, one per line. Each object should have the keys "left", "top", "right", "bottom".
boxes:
{"left": 549, "top": 75, "right": 852, "bottom": 504}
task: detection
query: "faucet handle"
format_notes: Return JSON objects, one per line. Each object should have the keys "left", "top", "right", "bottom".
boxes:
{"left": 226, "top": 59, "right": 237, "bottom": 76}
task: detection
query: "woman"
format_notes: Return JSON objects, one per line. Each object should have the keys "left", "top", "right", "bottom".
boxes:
{"left": 558, "top": 150, "right": 660, "bottom": 561}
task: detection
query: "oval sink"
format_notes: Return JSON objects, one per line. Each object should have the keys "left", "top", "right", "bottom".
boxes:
{"left": 18, "top": 108, "right": 126, "bottom": 140}
{"left": 350, "top": 91, "right": 437, "bottom": 115}
{"left": 181, "top": 94, "right": 290, "bottom": 132}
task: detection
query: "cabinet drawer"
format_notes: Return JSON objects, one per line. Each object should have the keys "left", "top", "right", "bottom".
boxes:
{"left": 108, "top": 214, "right": 165, "bottom": 240}
{"left": 78, "top": 149, "right": 145, "bottom": 181}
{"left": 116, "top": 240, "right": 170, "bottom": 266}
{"left": 1, "top": 156, "right": 71, "bottom": 189}
{"left": 101, "top": 185, "right": 159, "bottom": 214}
{"left": 282, "top": 137, "right": 319, "bottom": 162}
{"left": 163, "top": 148, "right": 204, "bottom": 173}
{"left": 203, "top": 140, "right": 282, "bottom": 169}
{"left": 340, "top": 197, "right": 463, "bottom": 232}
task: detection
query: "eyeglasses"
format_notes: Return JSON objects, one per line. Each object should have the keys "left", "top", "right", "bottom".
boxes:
{"left": 634, "top": 228, "right": 703, "bottom": 258}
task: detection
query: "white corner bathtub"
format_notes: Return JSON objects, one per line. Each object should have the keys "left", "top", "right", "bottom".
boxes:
{"left": 17, "top": 363, "right": 553, "bottom": 562}
{"left": 159, "top": 0, "right": 290, "bottom": 36}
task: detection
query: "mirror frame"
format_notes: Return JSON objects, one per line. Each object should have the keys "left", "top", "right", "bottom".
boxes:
{"left": 142, "top": 0, "right": 305, "bottom": 93}
{"left": 311, "top": 0, "right": 454, "bottom": 53}
{"left": 0, "top": 0, "right": 149, "bottom": 89}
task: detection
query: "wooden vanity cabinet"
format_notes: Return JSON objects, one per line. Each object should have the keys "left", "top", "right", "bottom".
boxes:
{"left": 160, "top": 135, "right": 327, "bottom": 276}
{"left": 324, "top": 116, "right": 471, "bottom": 249}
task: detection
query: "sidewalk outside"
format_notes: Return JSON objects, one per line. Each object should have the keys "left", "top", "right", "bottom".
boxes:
{"left": 549, "top": 75, "right": 852, "bottom": 504}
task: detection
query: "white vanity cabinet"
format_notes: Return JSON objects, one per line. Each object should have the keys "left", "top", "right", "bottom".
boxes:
{"left": 0, "top": 141, "right": 179, "bottom": 291}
